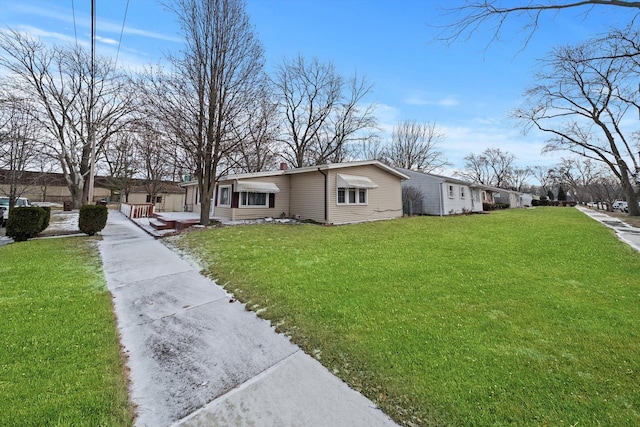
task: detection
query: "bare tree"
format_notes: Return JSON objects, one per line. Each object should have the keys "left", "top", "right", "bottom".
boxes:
{"left": 531, "top": 165, "right": 554, "bottom": 195}
{"left": 151, "top": 0, "right": 265, "bottom": 225}
{"left": 134, "top": 123, "right": 174, "bottom": 204}
{"left": 99, "top": 131, "right": 138, "bottom": 203}
{"left": 0, "top": 30, "right": 137, "bottom": 208}
{"left": 383, "top": 120, "right": 448, "bottom": 172}
{"left": 514, "top": 31, "right": 640, "bottom": 215}
{"left": 590, "top": 175, "right": 624, "bottom": 210}
{"left": 437, "top": 1, "right": 640, "bottom": 48}
{"left": 550, "top": 157, "right": 605, "bottom": 204}
{"left": 0, "top": 92, "right": 40, "bottom": 207}
{"left": 227, "top": 84, "right": 280, "bottom": 173}
{"left": 456, "top": 147, "right": 515, "bottom": 188}
{"left": 274, "top": 55, "right": 378, "bottom": 167}
{"left": 507, "top": 166, "right": 532, "bottom": 192}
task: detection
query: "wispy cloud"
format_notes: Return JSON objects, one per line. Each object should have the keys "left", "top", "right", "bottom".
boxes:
{"left": 404, "top": 94, "right": 460, "bottom": 107}
{"left": 6, "top": 3, "right": 181, "bottom": 44}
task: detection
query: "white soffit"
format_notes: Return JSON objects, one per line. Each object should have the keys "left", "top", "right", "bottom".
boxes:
{"left": 336, "top": 174, "right": 378, "bottom": 189}
{"left": 235, "top": 181, "right": 280, "bottom": 193}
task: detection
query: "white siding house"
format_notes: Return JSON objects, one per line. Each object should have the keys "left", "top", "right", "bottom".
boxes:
{"left": 396, "top": 168, "right": 483, "bottom": 215}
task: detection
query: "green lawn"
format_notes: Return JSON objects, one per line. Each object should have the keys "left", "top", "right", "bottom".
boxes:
{"left": 173, "top": 207, "right": 640, "bottom": 426}
{"left": 0, "top": 238, "right": 132, "bottom": 427}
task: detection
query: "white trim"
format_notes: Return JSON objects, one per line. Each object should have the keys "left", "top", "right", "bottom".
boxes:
{"left": 337, "top": 173, "right": 378, "bottom": 189}
{"left": 240, "top": 191, "right": 269, "bottom": 208}
{"left": 337, "top": 187, "right": 368, "bottom": 205}
{"left": 236, "top": 180, "right": 280, "bottom": 193}
{"left": 218, "top": 185, "right": 231, "bottom": 207}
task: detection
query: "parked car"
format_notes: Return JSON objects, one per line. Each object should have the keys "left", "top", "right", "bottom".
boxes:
{"left": 612, "top": 201, "right": 628, "bottom": 212}
{"left": 0, "top": 196, "right": 32, "bottom": 227}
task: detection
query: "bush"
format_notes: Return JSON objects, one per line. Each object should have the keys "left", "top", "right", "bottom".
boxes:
{"left": 39, "top": 206, "right": 51, "bottom": 232}
{"left": 78, "top": 205, "right": 108, "bottom": 236}
{"left": 6, "top": 207, "right": 46, "bottom": 241}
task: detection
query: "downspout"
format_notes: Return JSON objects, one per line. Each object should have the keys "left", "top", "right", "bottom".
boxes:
{"left": 439, "top": 182, "right": 444, "bottom": 216}
{"left": 318, "top": 168, "right": 328, "bottom": 223}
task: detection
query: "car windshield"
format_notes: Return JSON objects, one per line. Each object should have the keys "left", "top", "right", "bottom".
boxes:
{"left": 0, "top": 197, "right": 8, "bottom": 208}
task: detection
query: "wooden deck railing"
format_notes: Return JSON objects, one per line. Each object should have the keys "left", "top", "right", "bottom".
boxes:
{"left": 120, "top": 203, "right": 154, "bottom": 219}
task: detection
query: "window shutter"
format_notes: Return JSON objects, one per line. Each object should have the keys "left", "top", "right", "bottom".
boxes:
{"left": 231, "top": 192, "right": 239, "bottom": 208}
{"left": 214, "top": 186, "right": 218, "bottom": 207}
{"left": 269, "top": 193, "right": 275, "bottom": 208}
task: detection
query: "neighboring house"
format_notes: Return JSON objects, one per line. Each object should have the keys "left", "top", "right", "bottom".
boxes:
{"left": 481, "top": 185, "right": 521, "bottom": 208}
{"left": 181, "top": 160, "right": 409, "bottom": 225}
{"left": 396, "top": 168, "right": 484, "bottom": 216}
{"left": 124, "top": 184, "right": 186, "bottom": 212}
{"left": 0, "top": 170, "right": 185, "bottom": 211}
{"left": 519, "top": 193, "right": 535, "bottom": 207}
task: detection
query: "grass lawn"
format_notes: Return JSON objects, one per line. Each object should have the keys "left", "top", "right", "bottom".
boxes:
{"left": 0, "top": 237, "right": 132, "bottom": 426}
{"left": 173, "top": 207, "right": 640, "bottom": 426}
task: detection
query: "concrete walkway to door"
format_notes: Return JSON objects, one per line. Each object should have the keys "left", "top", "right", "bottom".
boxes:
{"left": 98, "top": 210, "right": 397, "bottom": 427}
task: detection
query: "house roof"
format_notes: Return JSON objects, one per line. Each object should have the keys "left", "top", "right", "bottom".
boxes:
{"left": 0, "top": 170, "right": 184, "bottom": 193}
{"left": 180, "top": 160, "right": 410, "bottom": 186}
{"left": 395, "top": 167, "right": 481, "bottom": 187}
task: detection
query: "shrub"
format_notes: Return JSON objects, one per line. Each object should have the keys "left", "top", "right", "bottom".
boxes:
{"left": 532, "top": 199, "right": 540, "bottom": 207}
{"left": 39, "top": 206, "right": 51, "bottom": 232}
{"left": 79, "top": 205, "right": 108, "bottom": 236}
{"left": 557, "top": 186, "right": 567, "bottom": 201}
{"left": 6, "top": 207, "right": 46, "bottom": 241}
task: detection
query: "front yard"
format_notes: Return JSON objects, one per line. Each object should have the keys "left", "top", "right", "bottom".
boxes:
{"left": 0, "top": 238, "right": 132, "bottom": 426}
{"left": 173, "top": 208, "right": 640, "bottom": 426}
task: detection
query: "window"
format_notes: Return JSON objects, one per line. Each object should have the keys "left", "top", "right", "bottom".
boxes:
{"left": 240, "top": 192, "right": 268, "bottom": 207}
{"left": 358, "top": 188, "right": 366, "bottom": 204}
{"left": 338, "top": 188, "right": 346, "bottom": 204}
{"left": 146, "top": 195, "right": 162, "bottom": 203}
{"left": 337, "top": 187, "right": 368, "bottom": 205}
{"left": 218, "top": 185, "right": 231, "bottom": 207}
{"left": 460, "top": 187, "right": 465, "bottom": 199}
{"left": 448, "top": 185, "right": 455, "bottom": 198}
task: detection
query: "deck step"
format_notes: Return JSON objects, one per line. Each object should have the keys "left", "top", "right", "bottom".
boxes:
{"left": 150, "top": 219, "right": 172, "bottom": 230}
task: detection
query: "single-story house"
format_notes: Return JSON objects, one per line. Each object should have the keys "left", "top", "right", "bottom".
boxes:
{"left": 0, "top": 170, "right": 185, "bottom": 211}
{"left": 481, "top": 185, "right": 521, "bottom": 208}
{"left": 181, "top": 160, "right": 409, "bottom": 225}
{"left": 396, "top": 168, "right": 484, "bottom": 216}
{"left": 123, "top": 184, "right": 186, "bottom": 212}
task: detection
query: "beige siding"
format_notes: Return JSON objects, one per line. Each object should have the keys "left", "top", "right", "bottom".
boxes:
{"left": 183, "top": 184, "right": 201, "bottom": 215}
{"left": 127, "top": 192, "right": 185, "bottom": 212}
{"left": 0, "top": 184, "right": 110, "bottom": 204}
{"left": 290, "top": 172, "right": 326, "bottom": 222}
{"left": 217, "top": 176, "right": 291, "bottom": 221}
{"left": 327, "top": 165, "right": 403, "bottom": 224}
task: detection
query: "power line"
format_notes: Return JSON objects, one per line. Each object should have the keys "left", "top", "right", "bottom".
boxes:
{"left": 115, "top": 0, "right": 130, "bottom": 67}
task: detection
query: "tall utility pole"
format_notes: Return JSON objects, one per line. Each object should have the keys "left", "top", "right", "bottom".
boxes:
{"left": 87, "top": 0, "right": 96, "bottom": 204}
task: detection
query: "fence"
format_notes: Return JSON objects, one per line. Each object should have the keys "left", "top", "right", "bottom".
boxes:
{"left": 120, "top": 203, "right": 154, "bottom": 219}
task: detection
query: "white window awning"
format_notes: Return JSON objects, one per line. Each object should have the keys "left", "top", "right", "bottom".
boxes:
{"left": 337, "top": 173, "right": 378, "bottom": 189}
{"left": 235, "top": 180, "right": 280, "bottom": 193}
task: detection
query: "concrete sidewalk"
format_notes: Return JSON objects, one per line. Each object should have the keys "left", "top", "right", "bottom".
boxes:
{"left": 575, "top": 206, "right": 640, "bottom": 253}
{"left": 98, "top": 211, "right": 397, "bottom": 427}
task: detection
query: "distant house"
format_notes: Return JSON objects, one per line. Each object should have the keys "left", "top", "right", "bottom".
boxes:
{"left": 396, "top": 168, "right": 484, "bottom": 215}
{"left": 481, "top": 185, "right": 521, "bottom": 208}
{"left": 0, "top": 170, "right": 185, "bottom": 211}
{"left": 181, "top": 160, "right": 409, "bottom": 225}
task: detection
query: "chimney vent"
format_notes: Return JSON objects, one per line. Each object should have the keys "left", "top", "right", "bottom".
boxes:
{"left": 280, "top": 162, "right": 288, "bottom": 170}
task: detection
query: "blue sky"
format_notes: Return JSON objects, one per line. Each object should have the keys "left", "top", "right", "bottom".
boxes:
{"left": 0, "top": 0, "right": 634, "bottom": 177}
